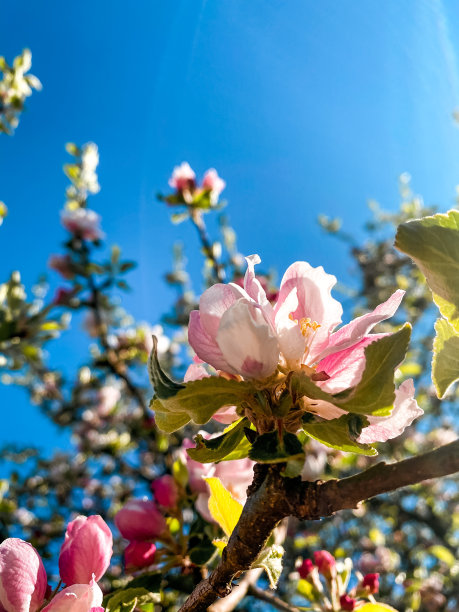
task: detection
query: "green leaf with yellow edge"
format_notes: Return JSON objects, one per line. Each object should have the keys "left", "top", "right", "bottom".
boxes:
{"left": 395, "top": 209, "right": 459, "bottom": 330}
{"left": 302, "top": 414, "right": 377, "bottom": 456}
{"left": 358, "top": 605, "right": 399, "bottom": 612}
{"left": 432, "top": 317, "right": 459, "bottom": 398}
{"left": 291, "top": 325, "right": 411, "bottom": 417}
{"left": 187, "top": 418, "right": 250, "bottom": 463}
{"left": 204, "top": 477, "right": 243, "bottom": 537}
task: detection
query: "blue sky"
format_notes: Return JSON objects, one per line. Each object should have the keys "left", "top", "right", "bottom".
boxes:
{"left": 2, "top": 0, "right": 459, "bottom": 451}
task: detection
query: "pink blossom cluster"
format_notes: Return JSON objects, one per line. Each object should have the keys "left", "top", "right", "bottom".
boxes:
{"left": 183, "top": 438, "right": 254, "bottom": 521}
{"left": 115, "top": 475, "right": 178, "bottom": 571}
{"left": 0, "top": 515, "right": 112, "bottom": 611}
{"left": 168, "top": 162, "right": 226, "bottom": 204}
{"left": 188, "top": 254, "right": 423, "bottom": 444}
{"left": 298, "top": 551, "right": 380, "bottom": 610}
{"left": 61, "top": 208, "right": 104, "bottom": 241}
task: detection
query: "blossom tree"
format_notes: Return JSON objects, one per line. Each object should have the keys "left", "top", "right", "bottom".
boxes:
{"left": 0, "top": 49, "right": 458, "bottom": 612}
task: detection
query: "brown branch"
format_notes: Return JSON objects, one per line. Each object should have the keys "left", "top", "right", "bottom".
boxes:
{"left": 179, "top": 439, "right": 459, "bottom": 611}
{"left": 248, "top": 584, "right": 302, "bottom": 612}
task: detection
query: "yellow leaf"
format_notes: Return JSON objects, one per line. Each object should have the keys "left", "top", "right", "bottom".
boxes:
{"left": 358, "top": 604, "right": 399, "bottom": 612}
{"left": 204, "top": 477, "right": 243, "bottom": 536}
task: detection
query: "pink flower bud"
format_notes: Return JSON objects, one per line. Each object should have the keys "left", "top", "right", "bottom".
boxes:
{"left": 42, "top": 578, "right": 103, "bottom": 611}
{"left": 169, "top": 162, "right": 196, "bottom": 192}
{"left": 53, "top": 287, "right": 74, "bottom": 306}
{"left": 339, "top": 594, "right": 356, "bottom": 611}
{"left": 124, "top": 540, "right": 156, "bottom": 570}
{"left": 58, "top": 515, "right": 113, "bottom": 586}
{"left": 313, "top": 550, "right": 336, "bottom": 578}
{"left": 298, "top": 558, "right": 314, "bottom": 579}
{"left": 362, "top": 573, "right": 380, "bottom": 594}
{"left": 48, "top": 254, "right": 75, "bottom": 280}
{"left": 0, "top": 538, "right": 47, "bottom": 612}
{"left": 151, "top": 475, "right": 179, "bottom": 509}
{"left": 115, "top": 499, "right": 167, "bottom": 541}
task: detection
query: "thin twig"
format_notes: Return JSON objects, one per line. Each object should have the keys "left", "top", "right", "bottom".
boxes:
{"left": 248, "top": 584, "right": 302, "bottom": 612}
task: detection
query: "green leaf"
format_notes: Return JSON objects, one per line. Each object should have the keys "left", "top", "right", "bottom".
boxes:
{"left": 204, "top": 477, "right": 243, "bottom": 536}
{"left": 156, "top": 376, "right": 255, "bottom": 428}
{"left": 249, "top": 431, "right": 305, "bottom": 464}
{"left": 432, "top": 317, "right": 459, "bottom": 398}
{"left": 291, "top": 325, "right": 411, "bottom": 417}
{"left": 395, "top": 209, "right": 459, "bottom": 330}
{"left": 252, "top": 545, "right": 285, "bottom": 588}
{"left": 151, "top": 399, "right": 190, "bottom": 434}
{"left": 105, "top": 587, "right": 160, "bottom": 612}
{"left": 187, "top": 418, "right": 250, "bottom": 463}
{"left": 148, "top": 335, "right": 185, "bottom": 400}
{"left": 302, "top": 414, "right": 377, "bottom": 456}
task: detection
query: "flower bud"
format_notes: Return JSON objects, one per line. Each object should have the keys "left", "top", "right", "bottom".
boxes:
{"left": 313, "top": 550, "right": 336, "bottom": 578}
{"left": 115, "top": 499, "right": 167, "bottom": 541}
{"left": 202, "top": 169, "right": 226, "bottom": 203}
{"left": 151, "top": 475, "right": 179, "bottom": 509}
{"left": 169, "top": 162, "right": 196, "bottom": 192}
{"left": 339, "top": 594, "right": 356, "bottom": 611}
{"left": 61, "top": 208, "right": 103, "bottom": 241}
{"left": 58, "top": 515, "right": 113, "bottom": 586}
{"left": 48, "top": 254, "right": 75, "bottom": 279}
{"left": 362, "top": 572, "right": 380, "bottom": 594}
{"left": 124, "top": 540, "right": 156, "bottom": 570}
{"left": 42, "top": 579, "right": 102, "bottom": 611}
{"left": 0, "top": 538, "right": 47, "bottom": 612}
{"left": 298, "top": 558, "right": 314, "bottom": 580}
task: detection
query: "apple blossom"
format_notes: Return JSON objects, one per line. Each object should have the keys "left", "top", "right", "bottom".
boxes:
{"left": 58, "top": 515, "right": 113, "bottom": 586}
{"left": 42, "top": 579, "right": 103, "bottom": 612}
{"left": 61, "top": 208, "right": 104, "bottom": 241}
{"left": 169, "top": 162, "right": 196, "bottom": 192}
{"left": 115, "top": 499, "right": 167, "bottom": 541}
{"left": 184, "top": 362, "right": 239, "bottom": 424}
{"left": 0, "top": 538, "right": 47, "bottom": 612}
{"left": 340, "top": 594, "right": 357, "bottom": 610}
{"left": 298, "top": 558, "right": 314, "bottom": 579}
{"left": 188, "top": 254, "right": 422, "bottom": 442}
{"left": 96, "top": 385, "right": 121, "bottom": 417}
{"left": 202, "top": 168, "right": 226, "bottom": 204}
{"left": 124, "top": 540, "right": 156, "bottom": 570}
{"left": 151, "top": 475, "right": 179, "bottom": 508}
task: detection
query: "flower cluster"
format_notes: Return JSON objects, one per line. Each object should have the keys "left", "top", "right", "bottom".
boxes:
{"left": 115, "top": 474, "right": 180, "bottom": 571}
{"left": 297, "top": 550, "right": 380, "bottom": 611}
{"left": 161, "top": 162, "right": 226, "bottom": 212}
{"left": 0, "top": 515, "right": 112, "bottom": 611}
{"left": 0, "top": 48, "right": 41, "bottom": 134}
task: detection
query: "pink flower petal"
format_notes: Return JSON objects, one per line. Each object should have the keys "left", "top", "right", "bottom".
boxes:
{"left": 243, "top": 255, "right": 275, "bottom": 324}
{"left": 199, "top": 283, "right": 247, "bottom": 338}
{"left": 216, "top": 300, "right": 279, "bottom": 378}
{"left": 317, "top": 290, "right": 405, "bottom": 362}
{"left": 274, "top": 262, "right": 342, "bottom": 361}
{"left": 188, "top": 311, "right": 236, "bottom": 374}
{"left": 317, "top": 334, "right": 386, "bottom": 394}
{"left": 184, "top": 363, "right": 210, "bottom": 382}
{"left": 114, "top": 500, "right": 166, "bottom": 541}
{"left": 357, "top": 379, "right": 423, "bottom": 444}
{"left": 42, "top": 579, "right": 102, "bottom": 612}
{"left": 0, "top": 538, "right": 47, "bottom": 612}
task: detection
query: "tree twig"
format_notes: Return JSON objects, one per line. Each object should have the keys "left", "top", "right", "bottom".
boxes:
{"left": 178, "top": 439, "right": 459, "bottom": 611}
{"left": 248, "top": 584, "right": 302, "bottom": 612}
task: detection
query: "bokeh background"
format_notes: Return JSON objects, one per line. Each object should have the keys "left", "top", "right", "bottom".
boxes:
{"left": 2, "top": 0, "right": 459, "bottom": 452}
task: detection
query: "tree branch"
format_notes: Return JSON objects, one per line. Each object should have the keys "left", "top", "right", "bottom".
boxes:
{"left": 178, "top": 439, "right": 459, "bottom": 611}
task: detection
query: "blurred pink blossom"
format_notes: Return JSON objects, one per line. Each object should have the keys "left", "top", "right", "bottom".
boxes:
{"left": 202, "top": 168, "right": 226, "bottom": 203}
{"left": 61, "top": 208, "right": 104, "bottom": 241}
{"left": 48, "top": 254, "right": 75, "bottom": 279}
{"left": 124, "top": 541, "right": 156, "bottom": 571}
{"left": 169, "top": 162, "right": 196, "bottom": 191}
{"left": 115, "top": 499, "right": 166, "bottom": 541}
{"left": 151, "top": 475, "right": 179, "bottom": 509}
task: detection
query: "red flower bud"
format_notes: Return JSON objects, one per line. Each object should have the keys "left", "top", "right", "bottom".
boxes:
{"left": 124, "top": 540, "right": 156, "bottom": 570}
{"left": 362, "top": 572, "right": 380, "bottom": 594}
{"left": 151, "top": 475, "right": 179, "bottom": 509}
{"left": 298, "top": 558, "right": 314, "bottom": 579}
{"left": 313, "top": 550, "right": 336, "bottom": 577}
{"left": 340, "top": 594, "right": 357, "bottom": 611}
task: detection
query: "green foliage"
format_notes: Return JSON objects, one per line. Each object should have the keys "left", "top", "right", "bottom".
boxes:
{"left": 432, "top": 318, "right": 459, "bottom": 397}
{"left": 104, "top": 586, "right": 160, "bottom": 612}
{"left": 302, "top": 414, "right": 377, "bottom": 456}
{"left": 187, "top": 418, "right": 251, "bottom": 463}
{"left": 252, "top": 544, "right": 285, "bottom": 588}
{"left": 249, "top": 431, "right": 305, "bottom": 464}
